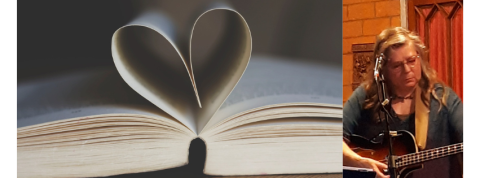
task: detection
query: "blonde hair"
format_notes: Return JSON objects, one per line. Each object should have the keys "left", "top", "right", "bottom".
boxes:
{"left": 362, "top": 27, "right": 448, "bottom": 120}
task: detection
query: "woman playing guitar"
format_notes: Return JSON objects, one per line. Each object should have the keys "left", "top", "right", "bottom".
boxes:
{"left": 343, "top": 27, "right": 463, "bottom": 178}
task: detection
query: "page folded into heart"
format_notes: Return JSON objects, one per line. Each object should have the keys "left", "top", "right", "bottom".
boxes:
{"left": 111, "top": 3, "right": 251, "bottom": 134}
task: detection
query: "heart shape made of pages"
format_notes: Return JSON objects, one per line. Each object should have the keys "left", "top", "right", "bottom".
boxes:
{"left": 111, "top": 4, "right": 251, "bottom": 133}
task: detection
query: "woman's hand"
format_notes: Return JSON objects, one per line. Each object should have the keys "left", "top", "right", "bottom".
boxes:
{"left": 354, "top": 157, "right": 389, "bottom": 178}
{"left": 343, "top": 141, "right": 390, "bottom": 178}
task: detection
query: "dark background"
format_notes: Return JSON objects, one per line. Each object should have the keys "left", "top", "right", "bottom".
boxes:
{"left": 18, "top": 0, "right": 342, "bottom": 177}
{"left": 18, "top": 0, "right": 341, "bottom": 82}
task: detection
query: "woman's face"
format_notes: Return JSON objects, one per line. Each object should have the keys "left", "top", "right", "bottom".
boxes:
{"left": 384, "top": 41, "right": 422, "bottom": 91}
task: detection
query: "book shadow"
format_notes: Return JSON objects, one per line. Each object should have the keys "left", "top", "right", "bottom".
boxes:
{"left": 103, "top": 138, "right": 207, "bottom": 178}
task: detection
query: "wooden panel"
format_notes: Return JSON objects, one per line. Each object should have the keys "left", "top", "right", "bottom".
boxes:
{"left": 351, "top": 43, "right": 375, "bottom": 91}
{"left": 412, "top": 0, "right": 461, "bottom": 5}
{"left": 408, "top": 0, "right": 462, "bottom": 31}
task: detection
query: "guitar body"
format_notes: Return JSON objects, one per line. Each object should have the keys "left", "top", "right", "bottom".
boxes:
{"left": 346, "top": 130, "right": 423, "bottom": 178}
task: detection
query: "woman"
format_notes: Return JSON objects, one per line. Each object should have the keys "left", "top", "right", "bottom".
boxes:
{"left": 342, "top": 27, "right": 463, "bottom": 178}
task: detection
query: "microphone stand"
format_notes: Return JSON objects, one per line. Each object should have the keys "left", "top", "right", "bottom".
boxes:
{"left": 374, "top": 54, "right": 397, "bottom": 178}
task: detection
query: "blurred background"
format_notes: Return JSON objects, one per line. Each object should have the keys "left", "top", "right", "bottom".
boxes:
{"left": 18, "top": 0, "right": 341, "bottom": 82}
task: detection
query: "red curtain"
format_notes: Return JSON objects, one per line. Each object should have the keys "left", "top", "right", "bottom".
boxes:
{"left": 452, "top": 7, "right": 463, "bottom": 100}
{"left": 415, "top": 2, "right": 463, "bottom": 100}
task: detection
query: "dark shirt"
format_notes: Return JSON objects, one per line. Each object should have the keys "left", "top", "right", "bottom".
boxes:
{"left": 343, "top": 84, "right": 463, "bottom": 178}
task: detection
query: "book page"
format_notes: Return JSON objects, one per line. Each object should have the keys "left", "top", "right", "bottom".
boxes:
{"left": 17, "top": 67, "right": 176, "bottom": 129}
{"left": 190, "top": 5, "right": 252, "bottom": 133}
{"left": 112, "top": 3, "right": 251, "bottom": 133}
{"left": 202, "top": 116, "right": 342, "bottom": 175}
{"left": 202, "top": 55, "right": 342, "bottom": 132}
{"left": 112, "top": 11, "right": 200, "bottom": 133}
{"left": 229, "top": 117, "right": 342, "bottom": 130}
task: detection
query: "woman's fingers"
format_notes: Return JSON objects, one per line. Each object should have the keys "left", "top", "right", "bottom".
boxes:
{"left": 368, "top": 159, "right": 389, "bottom": 178}
{"left": 354, "top": 157, "right": 390, "bottom": 178}
{"left": 375, "top": 160, "right": 388, "bottom": 169}
{"left": 373, "top": 166, "right": 389, "bottom": 178}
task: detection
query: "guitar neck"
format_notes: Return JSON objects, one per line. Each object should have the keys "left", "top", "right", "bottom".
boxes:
{"left": 395, "top": 143, "right": 463, "bottom": 167}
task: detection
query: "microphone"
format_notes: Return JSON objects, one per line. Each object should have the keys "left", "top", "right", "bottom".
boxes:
{"left": 374, "top": 53, "right": 383, "bottom": 82}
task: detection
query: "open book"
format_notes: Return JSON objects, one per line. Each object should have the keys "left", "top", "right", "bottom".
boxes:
{"left": 18, "top": 3, "right": 342, "bottom": 178}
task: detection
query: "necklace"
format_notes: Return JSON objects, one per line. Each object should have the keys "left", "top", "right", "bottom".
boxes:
{"left": 392, "top": 95, "right": 414, "bottom": 100}
{"left": 392, "top": 88, "right": 416, "bottom": 100}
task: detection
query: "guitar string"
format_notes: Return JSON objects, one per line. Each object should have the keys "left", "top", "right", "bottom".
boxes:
{"left": 397, "top": 144, "right": 462, "bottom": 166}
{"left": 396, "top": 143, "right": 462, "bottom": 167}
{"left": 398, "top": 151, "right": 461, "bottom": 166}
{"left": 397, "top": 151, "right": 461, "bottom": 167}
{"left": 380, "top": 144, "right": 462, "bottom": 165}
{"left": 398, "top": 143, "right": 462, "bottom": 160}
{"left": 399, "top": 144, "right": 462, "bottom": 163}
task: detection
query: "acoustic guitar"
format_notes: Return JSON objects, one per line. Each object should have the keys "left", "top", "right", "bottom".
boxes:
{"left": 346, "top": 130, "right": 463, "bottom": 178}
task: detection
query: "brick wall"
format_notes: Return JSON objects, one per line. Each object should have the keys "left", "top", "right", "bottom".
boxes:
{"left": 343, "top": 0, "right": 401, "bottom": 104}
